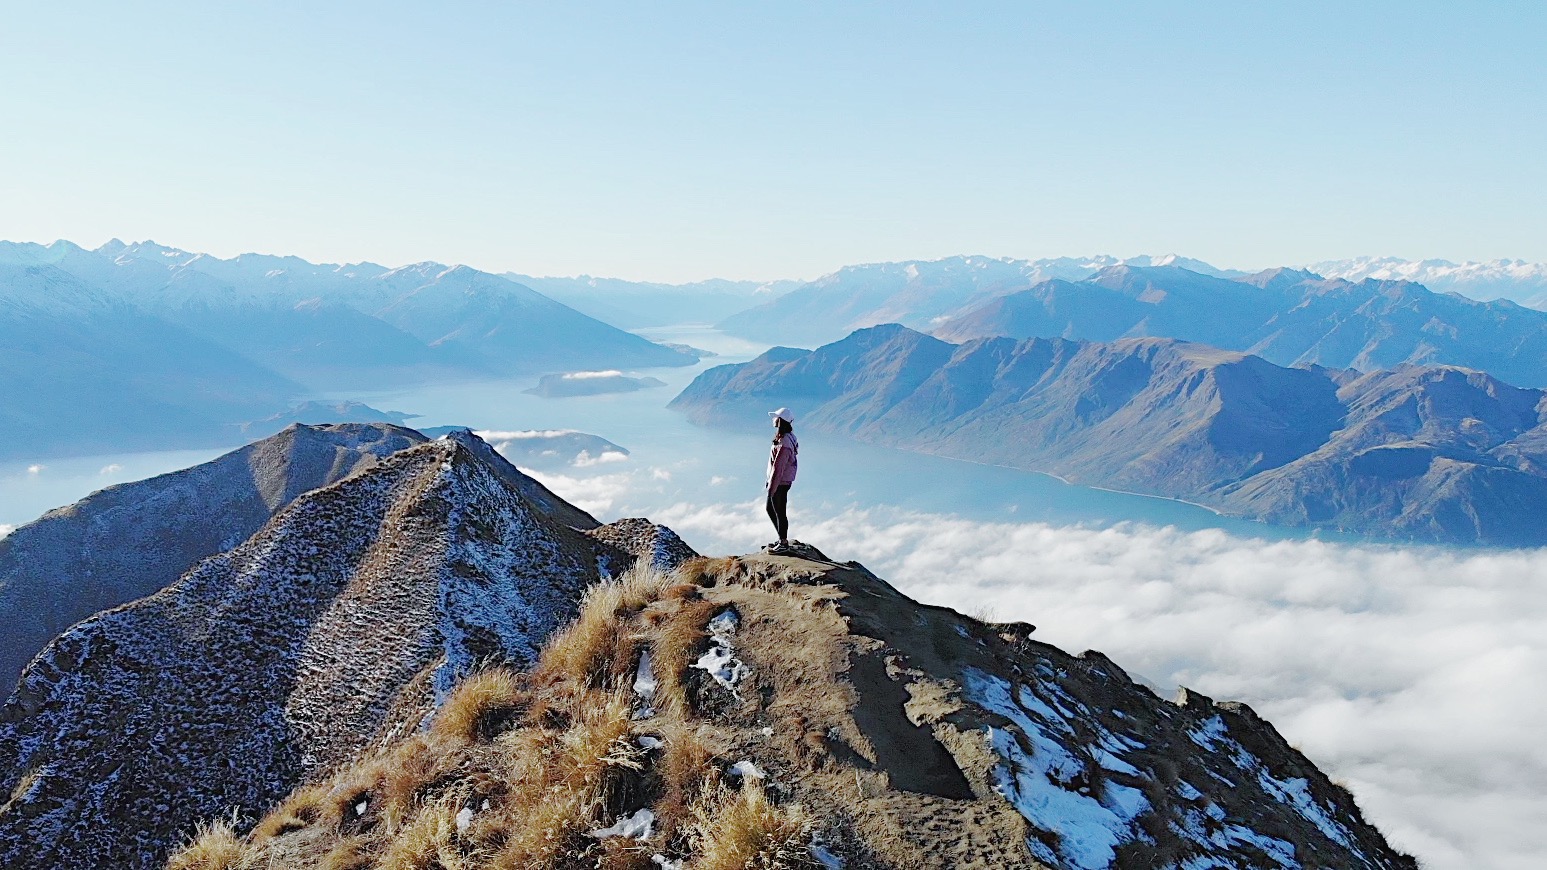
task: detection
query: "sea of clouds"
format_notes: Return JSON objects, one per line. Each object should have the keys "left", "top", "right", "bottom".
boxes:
{"left": 524, "top": 459, "right": 1546, "bottom": 870}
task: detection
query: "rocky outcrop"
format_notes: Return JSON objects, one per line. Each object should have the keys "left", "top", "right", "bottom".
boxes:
{"left": 0, "top": 431, "right": 693, "bottom": 870}
{"left": 0, "top": 422, "right": 430, "bottom": 695}
{"left": 672, "top": 324, "right": 1547, "bottom": 544}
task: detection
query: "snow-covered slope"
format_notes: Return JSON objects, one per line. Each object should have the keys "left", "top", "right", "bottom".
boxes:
{"left": 0, "top": 430, "right": 693, "bottom": 870}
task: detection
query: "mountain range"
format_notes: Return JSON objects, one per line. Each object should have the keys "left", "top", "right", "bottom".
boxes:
{"left": 716, "top": 255, "right": 1547, "bottom": 348}
{"left": 0, "top": 240, "right": 697, "bottom": 459}
{"left": 509, "top": 273, "right": 800, "bottom": 329}
{"left": 0, "top": 425, "right": 1412, "bottom": 869}
{"left": 934, "top": 264, "right": 1547, "bottom": 389}
{"left": 671, "top": 324, "right": 1547, "bottom": 545}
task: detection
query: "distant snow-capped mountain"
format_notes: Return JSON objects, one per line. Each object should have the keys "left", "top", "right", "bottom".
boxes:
{"left": 1305, "top": 257, "right": 1547, "bottom": 307}
{"left": 0, "top": 240, "right": 700, "bottom": 459}
{"left": 715, "top": 253, "right": 1245, "bottom": 346}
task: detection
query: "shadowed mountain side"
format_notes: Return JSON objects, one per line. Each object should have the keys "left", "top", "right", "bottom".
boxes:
{"left": 936, "top": 264, "right": 1547, "bottom": 388}
{"left": 0, "top": 432, "right": 695, "bottom": 870}
{"left": 0, "top": 423, "right": 430, "bottom": 696}
{"left": 0, "top": 242, "right": 699, "bottom": 457}
{"left": 0, "top": 264, "right": 307, "bottom": 459}
{"left": 671, "top": 325, "right": 1547, "bottom": 544}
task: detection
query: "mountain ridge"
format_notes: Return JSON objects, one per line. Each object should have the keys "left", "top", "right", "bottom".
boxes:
{"left": 671, "top": 324, "right": 1547, "bottom": 545}
{"left": 0, "top": 429, "right": 693, "bottom": 869}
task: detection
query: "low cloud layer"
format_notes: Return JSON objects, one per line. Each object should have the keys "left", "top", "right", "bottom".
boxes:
{"left": 525, "top": 464, "right": 1544, "bottom": 870}
{"left": 0, "top": 524, "right": 12, "bottom": 540}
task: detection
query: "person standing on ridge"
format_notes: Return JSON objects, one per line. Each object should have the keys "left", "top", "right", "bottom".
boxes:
{"left": 765, "top": 407, "right": 799, "bottom": 554}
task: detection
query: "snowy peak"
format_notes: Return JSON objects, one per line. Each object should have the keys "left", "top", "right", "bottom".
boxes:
{"left": 1306, "top": 256, "right": 1547, "bottom": 306}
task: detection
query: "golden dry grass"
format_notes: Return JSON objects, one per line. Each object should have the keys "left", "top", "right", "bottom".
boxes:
{"left": 537, "top": 565, "right": 675, "bottom": 690}
{"left": 432, "top": 668, "right": 528, "bottom": 744}
{"left": 689, "top": 780, "right": 814, "bottom": 870}
{"left": 250, "top": 783, "right": 332, "bottom": 842}
{"left": 165, "top": 819, "right": 252, "bottom": 870}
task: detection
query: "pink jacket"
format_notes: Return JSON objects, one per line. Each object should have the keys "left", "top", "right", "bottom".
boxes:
{"left": 767, "top": 433, "right": 799, "bottom": 489}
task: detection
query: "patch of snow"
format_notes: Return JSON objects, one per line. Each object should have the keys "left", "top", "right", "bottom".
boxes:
{"left": 728, "top": 760, "right": 765, "bottom": 780}
{"left": 693, "top": 609, "right": 747, "bottom": 692}
{"left": 809, "top": 844, "right": 844, "bottom": 868}
{"left": 965, "top": 669, "right": 1149, "bottom": 870}
{"left": 1175, "top": 780, "right": 1203, "bottom": 801}
{"left": 1258, "top": 772, "right": 1358, "bottom": 855}
{"left": 633, "top": 649, "right": 658, "bottom": 718}
{"left": 591, "top": 808, "right": 655, "bottom": 840}
{"left": 637, "top": 735, "right": 664, "bottom": 751}
{"left": 1187, "top": 715, "right": 1228, "bottom": 750}
{"left": 651, "top": 855, "right": 685, "bottom": 870}
{"left": 456, "top": 805, "right": 474, "bottom": 832}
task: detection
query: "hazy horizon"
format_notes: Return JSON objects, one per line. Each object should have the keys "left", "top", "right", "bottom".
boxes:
{"left": 4, "top": 2, "right": 1544, "bottom": 282}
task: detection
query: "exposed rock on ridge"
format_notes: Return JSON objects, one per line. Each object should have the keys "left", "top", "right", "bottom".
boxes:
{"left": 0, "top": 431, "right": 693, "bottom": 870}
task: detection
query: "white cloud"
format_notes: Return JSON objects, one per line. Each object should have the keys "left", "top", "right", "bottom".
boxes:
{"left": 0, "top": 524, "right": 13, "bottom": 540}
{"left": 572, "top": 450, "right": 629, "bottom": 468}
{"left": 99, "top": 463, "right": 123, "bottom": 475}
{"left": 648, "top": 501, "right": 1546, "bottom": 870}
{"left": 478, "top": 428, "right": 584, "bottom": 440}
{"left": 650, "top": 468, "right": 672, "bottom": 481}
{"left": 26, "top": 464, "right": 44, "bottom": 475}
{"left": 560, "top": 370, "right": 625, "bottom": 380}
{"left": 709, "top": 475, "right": 732, "bottom": 486}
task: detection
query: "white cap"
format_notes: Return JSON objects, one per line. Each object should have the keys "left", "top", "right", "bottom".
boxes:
{"left": 768, "top": 407, "right": 795, "bottom": 424}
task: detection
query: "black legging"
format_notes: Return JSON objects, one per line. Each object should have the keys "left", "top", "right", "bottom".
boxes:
{"left": 766, "top": 484, "right": 790, "bottom": 541}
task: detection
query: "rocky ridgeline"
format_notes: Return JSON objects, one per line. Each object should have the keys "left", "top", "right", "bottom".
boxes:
{"left": 173, "top": 547, "right": 1416, "bottom": 869}
{"left": 0, "top": 430, "right": 692, "bottom": 869}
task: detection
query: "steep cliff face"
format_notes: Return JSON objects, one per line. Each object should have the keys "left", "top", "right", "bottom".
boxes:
{"left": 173, "top": 549, "right": 1415, "bottom": 870}
{"left": 671, "top": 325, "right": 1547, "bottom": 544}
{"left": 0, "top": 432, "right": 692, "bottom": 870}
{"left": 0, "top": 422, "right": 430, "bottom": 695}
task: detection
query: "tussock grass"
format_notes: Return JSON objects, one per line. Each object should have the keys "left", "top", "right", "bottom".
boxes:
{"left": 251, "top": 783, "right": 332, "bottom": 841}
{"left": 538, "top": 564, "right": 675, "bottom": 689}
{"left": 653, "top": 598, "right": 720, "bottom": 716}
{"left": 166, "top": 819, "right": 252, "bottom": 870}
{"left": 689, "top": 780, "right": 814, "bottom": 870}
{"left": 432, "top": 668, "right": 528, "bottom": 743}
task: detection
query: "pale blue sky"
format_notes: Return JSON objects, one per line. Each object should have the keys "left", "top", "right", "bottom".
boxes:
{"left": 2, "top": 2, "right": 1543, "bottom": 281}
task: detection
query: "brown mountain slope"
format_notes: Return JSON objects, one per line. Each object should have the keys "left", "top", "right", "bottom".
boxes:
{"left": 0, "top": 432, "right": 693, "bottom": 870}
{"left": 173, "top": 547, "right": 1415, "bottom": 870}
